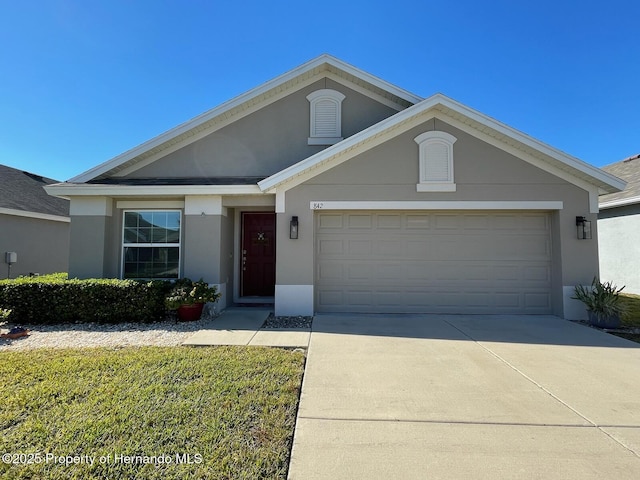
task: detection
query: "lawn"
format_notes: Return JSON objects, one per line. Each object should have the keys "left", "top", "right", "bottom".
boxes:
{"left": 605, "top": 293, "right": 640, "bottom": 343}
{"left": 0, "top": 346, "right": 305, "bottom": 479}
{"left": 620, "top": 293, "right": 640, "bottom": 327}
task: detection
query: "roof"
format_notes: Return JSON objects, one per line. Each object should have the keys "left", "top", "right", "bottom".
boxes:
{"left": 0, "top": 164, "right": 69, "bottom": 217}
{"left": 68, "top": 54, "right": 422, "bottom": 184}
{"left": 599, "top": 154, "right": 640, "bottom": 209}
{"left": 47, "top": 55, "right": 625, "bottom": 210}
{"left": 259, "top": 93, "right": 626, "bottom": 197}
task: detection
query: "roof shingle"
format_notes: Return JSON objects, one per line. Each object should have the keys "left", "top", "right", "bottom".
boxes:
{"left": 600, "top": 154, "right": 640, "bottom": 206}
{"left": 0, "top": 164, "right": 69, "bottom": 217}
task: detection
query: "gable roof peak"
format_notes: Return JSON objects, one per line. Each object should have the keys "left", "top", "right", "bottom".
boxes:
{"left": 68, "top": 54, "right": 422, "bottom": 183}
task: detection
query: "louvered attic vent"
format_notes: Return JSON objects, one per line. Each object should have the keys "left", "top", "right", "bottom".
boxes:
{"left": 307, "top": 89, "right": 345, "bottom": 145}
{"left": 414, "top": 131, "right": 458, "bottom": 192}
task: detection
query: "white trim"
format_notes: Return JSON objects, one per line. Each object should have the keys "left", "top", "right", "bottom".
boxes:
{"left": 275, "top": 285, "right": 314, "bottom": 316}
{"left": 211, "top": 282, "right": 227, "bottom": 312}
{"left": 308, "top": 137, "right": 343, "bottom": 145}
{"left": 222, "top": 195, "right": 275, "bottom": 207}
{"left": 0, "top": 207, "right": 70, "bottom": 223}
{"left": 46, "top": 183, "right": 262, "bottom": 197}
{"left": 69, "top": 197, "right": 113, "bottom": 216}
{"left": 599, "top": 195, "right": 640, "bottom": 210}
{"left": 307, "top": 89, "right": 345, "bottom": 143}
{"left": 309, "top": 201, "right": 564, "bottom": 211}
{"left": 414, "top": 130, "right": 457, "bottom": 187}
{"left": 184, "top": 195, "right": 223, "bottom": 215}
{"left": 416, "top": 183, "right": 457, "bottom": 192}
{"left": 563, "top": 286, "right": 588, "bottom": 320}
{"left": 258, "top": 94, "right": 625, "bottom": 195}
{"left": 276, "top": 190, "right": 286, "bottom": 213}
{"left": 69, "top": 54, "right": 421, "bottom": 183}
{"left": 116, "top": 200, "right": 184, "bottom": 209}
{"left": 121, "top": 209, "right": 182, "bottom": 280}
{"left": 434, "top": 113, "right": 603, "bottom": 214}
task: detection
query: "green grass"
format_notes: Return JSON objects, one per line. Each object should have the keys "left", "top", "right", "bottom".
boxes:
{"left": 0, "top": 346, "right": 305, "bottom": 479}
{"left": 620, "top": 293, "right": 640, "bottom": 327}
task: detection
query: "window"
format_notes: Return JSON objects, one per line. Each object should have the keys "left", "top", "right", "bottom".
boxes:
{"left": 307, "top": 89, "right": 345, "bottom": 145}
{"left": 414, "top": 131, "right": 457, "bottom": 192}
{"left": 122, "top": 210, "right": 181, "bottom": 279}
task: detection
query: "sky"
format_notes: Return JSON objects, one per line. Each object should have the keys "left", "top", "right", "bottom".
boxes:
{"left": 0, "top": 0, "right": 638, "bottom": 181}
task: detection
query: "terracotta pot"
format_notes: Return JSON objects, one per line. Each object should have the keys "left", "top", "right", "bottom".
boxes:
{"left": 177, "top": 303, "right": 205, "bottom": 322}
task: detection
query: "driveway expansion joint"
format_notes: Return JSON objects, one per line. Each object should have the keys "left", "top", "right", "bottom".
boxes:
{"left": 441, "top": 317, "right": 640, "bottom": 460}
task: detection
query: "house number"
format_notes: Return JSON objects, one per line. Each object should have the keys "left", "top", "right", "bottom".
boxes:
{"left": 312, "top": 202, "right": 324, "bottom": 210}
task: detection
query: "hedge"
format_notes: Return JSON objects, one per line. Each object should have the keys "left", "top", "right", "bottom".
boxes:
{"left": 0, "top": 274, "right": 172, "bottom": 324}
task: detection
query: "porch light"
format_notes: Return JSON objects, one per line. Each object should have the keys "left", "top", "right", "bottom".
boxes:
{"left": 290, "top": 216, "right": 299, "bottom": 239}
{"left": 576, "top": 216, "right": 592, "bottom": 240}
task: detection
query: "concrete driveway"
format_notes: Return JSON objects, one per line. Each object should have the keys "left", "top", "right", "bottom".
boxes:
{"left": 288, "top": 314, "right": 640, "bottom": 479}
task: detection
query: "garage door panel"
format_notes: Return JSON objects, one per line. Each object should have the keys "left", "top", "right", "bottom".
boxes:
{"left": 348, "top": 239, "right": 373, "bottom": 256}
{"left": 406, "top": 214, "right": 430, "bottom": 229}
{"left": 316, "top": 211, "right": 553, "bottom": 314}
{"left": 347, "top": 214, "right": 373, "bottom": 228}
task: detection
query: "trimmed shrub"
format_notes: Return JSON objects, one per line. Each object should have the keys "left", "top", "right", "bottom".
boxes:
{"left": 0, "top": 274, "right": 172, "bottom": 324}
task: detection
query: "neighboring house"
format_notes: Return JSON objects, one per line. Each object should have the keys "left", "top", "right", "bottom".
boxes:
{"left": 45, "top": 55, "right": 625, "bottom": 319}
{"left": 598, "top": 153, "right": 640, "bottom": 294}
{"left": 1, "top": 164, "right": 70, "bottom": 278}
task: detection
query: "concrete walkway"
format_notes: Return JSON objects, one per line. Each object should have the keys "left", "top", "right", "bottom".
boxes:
{"left": 182, "top": 307, "right": 310, "bottom": 347}
{"left": 288, "top": 314, "right": 640, "bottom": 479}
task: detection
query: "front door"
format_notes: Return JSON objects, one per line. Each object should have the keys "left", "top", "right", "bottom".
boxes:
{"left": 241, "top": 212, "right": 276, "bottom": 296}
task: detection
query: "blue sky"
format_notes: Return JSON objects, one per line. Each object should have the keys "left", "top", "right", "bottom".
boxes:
{"left": 0, "top": 0, "right": 638, "bottom": 181}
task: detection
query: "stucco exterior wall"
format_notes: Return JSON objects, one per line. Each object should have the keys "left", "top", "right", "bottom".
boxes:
{"left": 68, "top": 215, "right": 112, "bottom": 279}
{"left": 125, "top": 79, "right": 398, "bottom": 179}
{"left": 598, "top": 204, "right": 640, "bottom": 294}
{"left": 0, "top": 214, "right": 69, "bottom": 279}
{"left": 276, "top": 119, "right": 598, "bottom": 317}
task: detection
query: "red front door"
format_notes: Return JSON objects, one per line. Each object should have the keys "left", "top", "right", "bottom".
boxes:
{"left": 241, "top": 212, "right": 276, "bottom": 296}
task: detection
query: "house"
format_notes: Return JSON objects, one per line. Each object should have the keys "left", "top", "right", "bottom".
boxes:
{"left": 598, "top": 153, "right": 640, "bottom": 294}
{"left": 45, "top": 55, "right": 625, "bottom": 319}
{"left": 1, "top": 164, "right": 70, "bottom": 278}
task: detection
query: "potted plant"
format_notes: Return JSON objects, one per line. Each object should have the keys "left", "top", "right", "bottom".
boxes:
{"left": 572, "top": 277, "right": 625, "bottom": 328}
{"left": 165, "top": 278, "right": 221, "bottom": 321}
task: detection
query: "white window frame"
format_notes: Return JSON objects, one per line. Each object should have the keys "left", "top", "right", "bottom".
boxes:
{"left": 306, "top": 89, "right": 345, "bottom": 145}
{"left": 121, "top": 209, "right": 182, "bottom": 280}
{"left": 414, "top": 131, "right": 457, "bottom": 192}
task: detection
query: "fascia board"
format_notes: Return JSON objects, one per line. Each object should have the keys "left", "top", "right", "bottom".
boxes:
{"left": 433, "top": 95, "right": 626, "bottom": 193}
{"left": 69, "top": 55, "right": 422, "bottom": 183}
{"left": 319, "top": 54, "right": 422, "bottom": 104}
{"left": 599, "top": 195, "right": 640, "bottom": 210}
{"left": 44, "top": 183, "right": 263, "bottom": 197}
{"left": 0, "top": 207, "right": 70, "bottom": 223}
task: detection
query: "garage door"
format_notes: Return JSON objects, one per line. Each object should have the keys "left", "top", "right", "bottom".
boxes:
{"left": 315, "top": 211, "right": 552, "bottom": 314}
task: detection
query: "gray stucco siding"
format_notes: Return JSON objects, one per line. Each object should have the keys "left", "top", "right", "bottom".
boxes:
{"left": 69, "top": 215, "right": 113, "bottom": 279}
{"left": 124, "top": 79, "right": 398, "bottom": 180}
{"left": 1, "top": 214, "right": 69, "bottom": 279}
{"left": 276, "top": 118, "right": 598, "bottom": 317}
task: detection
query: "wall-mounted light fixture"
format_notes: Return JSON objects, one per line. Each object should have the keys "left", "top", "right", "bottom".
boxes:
{"left": 576, "top": 216, "right": 592, "bottom": 240}
{"left": 290, "top": 216, "right": 299, "bottom": 239}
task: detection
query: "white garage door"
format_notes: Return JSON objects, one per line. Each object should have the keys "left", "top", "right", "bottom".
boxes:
{"left": 315, "top": 211, "right": 553, "bottom": 314}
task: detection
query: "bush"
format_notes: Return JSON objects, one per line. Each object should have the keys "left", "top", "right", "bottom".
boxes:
{"left": 0, "top": 274, "right": 172, "bottom": 324}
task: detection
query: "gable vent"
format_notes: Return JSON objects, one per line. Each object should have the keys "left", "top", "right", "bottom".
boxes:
{"left": 307, "top": 88, "right": 346, "bottom": 145}
{"left": 423, "top": 142, "right": 450, "bottom": 182}
{"left": 414, "top": 130, "right": 457, "bottom": 192}
{"left": 313, "top": 100, "right": 339, "bottom": 137}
